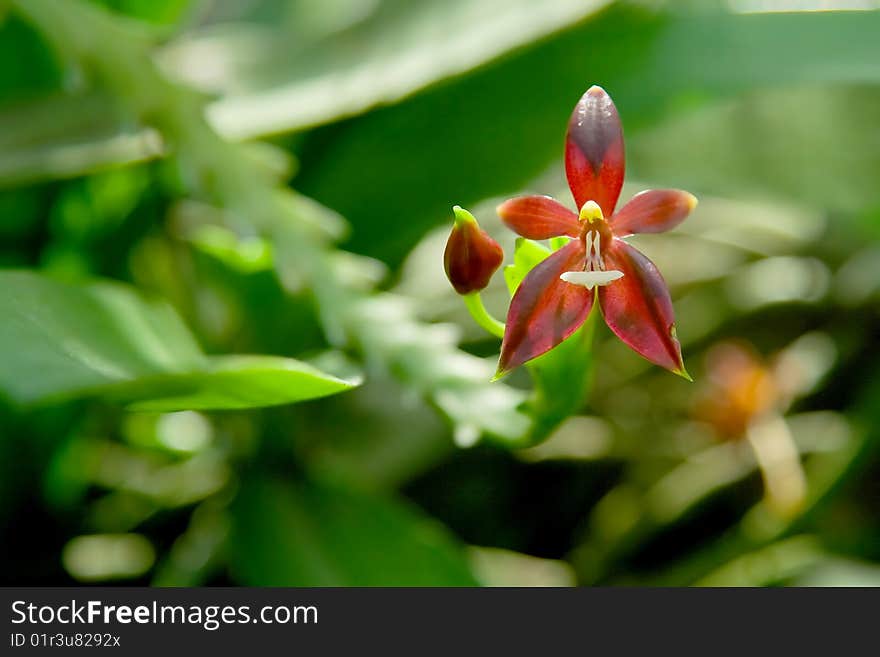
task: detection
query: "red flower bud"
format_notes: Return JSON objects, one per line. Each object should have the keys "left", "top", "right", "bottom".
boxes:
{"left": 444, "top": 206, "right": 504, "bottom": 295}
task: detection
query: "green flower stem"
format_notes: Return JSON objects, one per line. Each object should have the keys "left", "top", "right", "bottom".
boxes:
{"left": 462, "top": 293, "right": 505, "bottom": 339}
{"left": 523, "top": 301, "right": 598, "bottom": 445}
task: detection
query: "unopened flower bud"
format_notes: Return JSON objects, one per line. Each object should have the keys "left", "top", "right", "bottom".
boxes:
{"left": 444, "top": 206, "right": 504, "bottom": 295}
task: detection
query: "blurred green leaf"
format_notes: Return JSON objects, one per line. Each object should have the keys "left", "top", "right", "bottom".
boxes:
{"left": 347, "top": 294, "right": 531, "bottom": 446}
{"left": 694, "top": 535, "right": 824, "bottom": 587}
{"left": 0, "top": 93, "right": 162, "bottom": 188}
{"left": 0, "top": 15, "right": 63, "bottom": 100}
{"left": 503, "top": 237, "right": 550, "bottom": 296}
{"left": 12, "top": 4, "right": 880, "bottom": 195}
{"left": 0, "top": 271, "right": 358, "bottom": 409}
{"left": 468, "top": 545, "right": 576, "bottom": 586}
{"left": 794, "top": 557, "right": 880, "bottom": 587}
{"left": 629, "top": 84, "right": 880, "bottom": 213}
{"left": 119, "top": 355, "right": 360, "bottom": 411}
{"left": 2, "top": 0, "right": 608, "bottom": 184}
{"left": 88, "top": 0, "right": 192, "bottom": 25}
{"left": 171, "top": 0, "right": 611, "bottom": 138}
{"left": 612, "top": 411, "right": 870, "bottom": 586}
{"left": 296, "top": 5, "right": 880, "bottom": 266}
{"left": 184, "top": 224, "right": 274, "bottom": 274}
{"left": 229, "top": 477, "right": 478, "bottom": 585}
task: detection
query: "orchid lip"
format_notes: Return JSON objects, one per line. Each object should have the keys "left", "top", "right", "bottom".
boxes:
{"left": 560, "top": 270, "right": 623, "bottom": 290}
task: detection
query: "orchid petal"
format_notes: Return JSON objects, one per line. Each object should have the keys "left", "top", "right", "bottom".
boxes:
{"left": 611, "top": 189, "right": 698, "bottom": 237}
{"left": 565, "top": 85, "right": 625, "bottom": 218}
{"left": 496, "top": 241, "right": 592, "bottom": 377}
{"left": 599, "top": 239, "right": 688, "bottom": 377}
{"left": 497, "top": 195, "right": 580, "bottom": 239}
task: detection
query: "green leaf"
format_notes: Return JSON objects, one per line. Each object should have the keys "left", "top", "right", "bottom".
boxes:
{"left": 794, "top": 557, "right": 880, "bottom": 587}
{"left": 0, "top": 271, "right": 358, "bottom": 408}
{"left": 348, "top": 294, "right": 531, "bottom": 446}
{"left": 628, "top": 84, "right": 880, "bottom": 213}
{"left": 503, "top": 237, "right": 551, "bottom": 296}
{"left": 295, "top": 5, "right": 880, "bottom": 266}
{"left": 694, "top": 536, "right": 824, "bottom": 587}
{"left": 0, "top": 92, "right": 161, "bottom": 188}
{"left": 88, "top": 0, "right": 191, "bottom": 25}
{"left": 118, "top": 355, "right": 360, "bottom": 411}
{"left": 184, "top": 224, "right": 274, "bottom": 274}
{"left": 2, "top": 0, "right": 608, "bottom": 185}
{"left": 13, "top": 4, "right": 880, "bottom": 192}
{"left": 184, "top": 0, "right": 611, "bottom": 138}
{"left": 229, "top": 477, "right": 478, "bottom": 586}
{"left": 0, "top": 14, "right": 63, "bottom": 100}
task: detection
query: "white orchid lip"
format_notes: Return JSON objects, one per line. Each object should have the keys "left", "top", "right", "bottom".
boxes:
{"left": 560, "top": 270, "right": 623, "bottom": 289}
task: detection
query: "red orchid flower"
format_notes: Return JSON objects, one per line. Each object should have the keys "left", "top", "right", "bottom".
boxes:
{"left": 495, "top": 85, "right": 697, "bottom": 379}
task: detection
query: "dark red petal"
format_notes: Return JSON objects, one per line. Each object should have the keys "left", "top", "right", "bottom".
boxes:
{"left": 599, "top": 239, "right": 687, "bottom": 376}
{"left": 444, "top": 213, "right": 504, "bottom": 295}
{"left": 496, "top": 241, "right": 592, "bottom": 376}
{"left": 611, "top": 189, "right": 698, "bottom": 237}
{"left": 565, "top": 85, "right": 625, "bottom": 218}
{"left": 497, "top": 195, "right": 580, "bottom": 239}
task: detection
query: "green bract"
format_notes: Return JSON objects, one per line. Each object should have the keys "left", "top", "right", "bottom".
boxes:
{"left": 0, "top": 271, "right": 358, "bottom": 409}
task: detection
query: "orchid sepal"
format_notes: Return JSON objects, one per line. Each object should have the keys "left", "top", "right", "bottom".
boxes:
{"left": 495, "top": 240, "right": 593, "bottom": 379}
{"left": 565, "top": 85, "right": 625, "bottom": 217}
{"left": 598, "top": 239, "right": 688, "bottom": 377}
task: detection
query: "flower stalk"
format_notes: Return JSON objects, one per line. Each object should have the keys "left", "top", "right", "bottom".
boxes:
{"left": 462, "top": 293, "right": 505, "bottom": 339}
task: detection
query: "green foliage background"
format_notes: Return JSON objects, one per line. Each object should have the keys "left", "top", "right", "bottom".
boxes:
{"left": 2, "top": 0, "right": 880, "bottom": 586}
